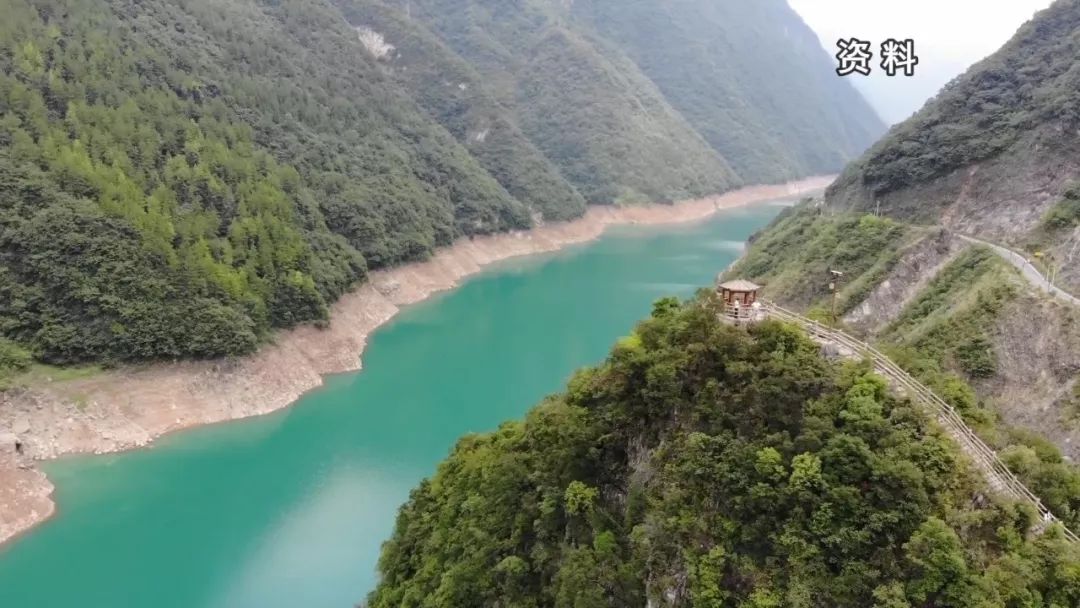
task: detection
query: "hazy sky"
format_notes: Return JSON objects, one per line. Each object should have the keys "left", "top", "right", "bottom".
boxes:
{"left": 788, "top": 0, "right": 1054, "bottom": 124}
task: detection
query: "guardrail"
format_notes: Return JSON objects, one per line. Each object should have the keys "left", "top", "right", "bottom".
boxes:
{"left": 957, "top": 235, "right": 1080, "bottom": 306}
{"left": 762, "top": 301, "right": 1080, "bottom": 543}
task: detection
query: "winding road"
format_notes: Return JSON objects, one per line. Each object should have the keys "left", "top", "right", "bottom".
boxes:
{"left": 958, "top": 234, "right": 1080, "bottom": 307}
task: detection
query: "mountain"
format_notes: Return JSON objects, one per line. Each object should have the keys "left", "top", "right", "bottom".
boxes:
{"left": 0, "top": 0, "right": 881, "bottom": 368}
{"left": 0, "top": 0, "right": 526, "bottom": 364}
{"left": 369, "top": 296, "right": 1080, "bottom": 606}
{"left": 784, "top": 0, "right": 1080, "bottom": 463}
{"left": 728, "top": 201, "right": 1080, "bottom": 484}
{"left": 331, "top": 0, "right": 589, "bottom": 221}
{"left": 827, "top": 0, "right": 1080, "bottom": 291}
{"left": 364, "top": 2, "right": 1080, "bottom": 603}
{"left": 567, "top": 0, "right": 884, "bottom": 183}
{"left": 346, "top": 0, "right": 741, "bottom": 205}
{"left": 355, "top": 0, "right": 883, "bottom": 198}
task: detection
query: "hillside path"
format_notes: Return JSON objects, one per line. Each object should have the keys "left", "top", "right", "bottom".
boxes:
{"left": 958, "top": 234, "right": 1080, "bottom": 307}
{"left": 761, "top": 302, "right": 1080, "bottom": 543}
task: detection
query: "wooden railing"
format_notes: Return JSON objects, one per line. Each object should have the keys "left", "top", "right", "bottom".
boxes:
{"left": 761, "top": 301, "right": 1080, "bottom": 543}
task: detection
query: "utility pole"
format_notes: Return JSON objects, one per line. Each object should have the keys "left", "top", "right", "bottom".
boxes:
{"left": 829, "top": 269, "right": 844, "bottom": 325}
{"left": 1048, "top": 254, "right": 1057, "bottom": 294}
{"left": 1034, "top": 251, "right": 1054, "bottom": 294}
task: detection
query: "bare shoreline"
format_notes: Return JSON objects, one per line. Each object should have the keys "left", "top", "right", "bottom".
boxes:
{"left": 0, "top": 175, "right": 832, "bottom": 546}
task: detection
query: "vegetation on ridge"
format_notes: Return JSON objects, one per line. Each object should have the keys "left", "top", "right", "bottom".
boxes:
{"left": 830, "top": 0, "right": 1080, "bottom": 199}
{"left": 370, "top": 295, "right": 1080, "bottom": 607}
{"left": 880, "top": 247, "right": 1014, "bottom": 385}
{"left": 725, "top": 204, "right": 911, "bottom": 315}
{"left": 0, "top": 0, "right": 528, "bottom": 363}
{"left": 352, "top": 0, "right": 738, "bottom": 206}
{"left": 1043, "top": 183, "right": 1080, "bottom": 232}
{"left": 732, "top": 203, "right": 1080, "bottom": 534}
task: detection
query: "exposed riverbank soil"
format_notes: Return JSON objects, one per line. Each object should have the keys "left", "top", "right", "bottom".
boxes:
{"left": 0, "top": 176, "right": 832, "bottom": 545}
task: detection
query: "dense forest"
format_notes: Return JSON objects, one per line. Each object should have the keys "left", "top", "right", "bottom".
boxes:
{"left": 0, "top": 0, "right": 524, "bottom": 364}
{"left": 360, "top": 0, "right": 883, "bottom": 197}
{"left": 331, "top": 0, "right": 589, "bottom": 221}
{"left": 341, "top": 0, "right": 739, "bottom": 205}
{"left": 0, "top": 0, "right": 881, "bottom": 368}
{"left": 567, "top": 0, "right": 883, "bottom": 184}
{"left": 369, "top": 295, "right": 1080, "bottom": 607}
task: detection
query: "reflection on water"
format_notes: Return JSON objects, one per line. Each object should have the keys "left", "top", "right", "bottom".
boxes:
{"left": 211, "top": 467, "right": 404, "bottom": 608}
{"left": 703, "top": 239, "right": 748, "bottom": 253}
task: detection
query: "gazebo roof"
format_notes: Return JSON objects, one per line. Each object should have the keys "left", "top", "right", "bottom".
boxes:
{"left": 717, "top": 279, "right": 761, "bottom": 292}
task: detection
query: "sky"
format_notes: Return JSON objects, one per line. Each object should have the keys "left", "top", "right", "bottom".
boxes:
{"left": 788, "top": 0, "right": 1054, "bottom": 124}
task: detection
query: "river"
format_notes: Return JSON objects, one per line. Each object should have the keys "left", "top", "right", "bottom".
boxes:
{"left": 0, "top": 202, "right": 787, "bottom": 607}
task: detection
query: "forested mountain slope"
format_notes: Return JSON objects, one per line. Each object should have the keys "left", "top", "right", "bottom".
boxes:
{"left": 810, "top": 0, "right": 1080, "bottom": 464}
{"left": 728, "top": 203, "right": 1080, "bottom": 527}
{"left": 0, "top": 0, "right": 526, "bottom": 364}
{"left": 828, "top": 0, "right": 1080, "bottom": 291}
{"left": 0, "top": 0, "right": 880, "bottom": 368}
{"left": 361, "top": 0, "right": 883, "bottom": 198}
{"left": 370, "top": 296, "right": 1080, "bottom": 607}
{"left": 358, "top": 0, "right": 740, "bottom": 205}
{"left": 568, "top": 0, "right": 883, "bottom": 184}
{"left": 332, "top": 0, "right": 589, "bottom": 222}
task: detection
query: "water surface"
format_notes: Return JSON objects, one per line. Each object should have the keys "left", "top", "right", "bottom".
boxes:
{"left": 0, "top": 203, "right": 786, "bottom": 607}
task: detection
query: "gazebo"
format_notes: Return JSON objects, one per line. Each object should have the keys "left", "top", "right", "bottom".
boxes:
{"left": 716, "top": 278, "right": 762, "bottom": 322}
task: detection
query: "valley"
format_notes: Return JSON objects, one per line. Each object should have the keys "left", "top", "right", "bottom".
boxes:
{"left": 4, "top": 0, "right": 1080, "bottom": 606}
{"left": 0, "top": 178, "right": 829, "bottom": 548}
{"left": 0, "top": 197, "right": 801, "bottom": 606}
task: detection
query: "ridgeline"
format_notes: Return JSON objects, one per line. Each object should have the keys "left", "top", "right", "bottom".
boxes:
{"left": 369, "top": 295, "right": 1080, "bottom": 606}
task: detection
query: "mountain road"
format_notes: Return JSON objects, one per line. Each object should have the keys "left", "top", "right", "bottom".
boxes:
{"left": 958, "top": 234, "right": 1080, "bottom": 307}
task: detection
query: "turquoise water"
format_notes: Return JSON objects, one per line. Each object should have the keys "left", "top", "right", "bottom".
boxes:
{"left": 0, "top": 203, "right": 785, "bottom": 607}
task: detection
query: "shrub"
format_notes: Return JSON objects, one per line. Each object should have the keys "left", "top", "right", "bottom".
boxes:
{"left": 1043, "top": 184, "right": 1080, "bottom": 231}
{"left": 0, "top": 338, "right": 32, "bottom": 372}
